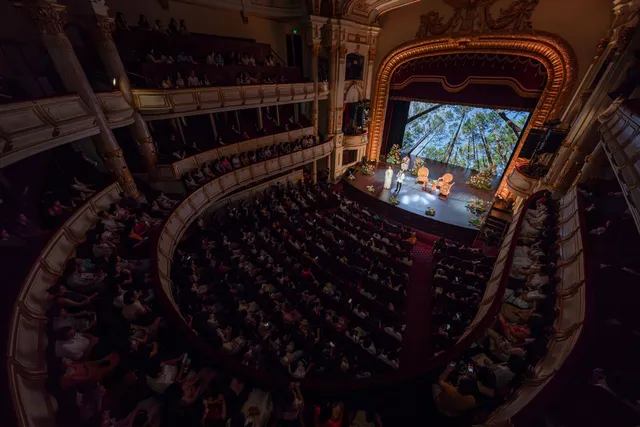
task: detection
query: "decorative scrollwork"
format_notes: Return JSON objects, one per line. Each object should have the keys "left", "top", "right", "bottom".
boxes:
{"left": 27, "top": 1, "right": 67, "bottom": 35}
{"left": 416, "top": 0, "right": 540, "bottom": 39}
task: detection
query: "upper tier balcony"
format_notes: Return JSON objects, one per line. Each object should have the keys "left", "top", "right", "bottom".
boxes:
{"left": 0, "top": 92, "right": 135, "bottom": 168}
{"left": 131, "top": 81, "right": 328, "bottom": 119}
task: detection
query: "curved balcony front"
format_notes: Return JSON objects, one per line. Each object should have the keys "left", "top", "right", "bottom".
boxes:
{"left": 132, "top": 82, "right": 328, "bottom": 119}
{"left": 505, "top": 164, "right": 541, "bottom": 198}
{"left": 343, "top": 132, "right": 368, "bottom": 148}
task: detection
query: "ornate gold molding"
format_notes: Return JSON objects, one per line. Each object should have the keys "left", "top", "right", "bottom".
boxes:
{"left": 415, "top": 0, "right": 539, "bottom": 38}
{"left": 101, "top": 148, "right": 124, "bottom": 159}
{"left": 311, "top": 44, "right": 322, "bottom": 56}
{"left": 366, "top": 31, "right": 578, "bottom": 192}
{"left": 27, "top": 1, "right": 67, "bottom": 35}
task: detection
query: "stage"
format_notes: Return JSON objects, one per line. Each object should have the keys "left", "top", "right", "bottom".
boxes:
{"left": 342, "top": 160, "right": 499, "bottom": 243}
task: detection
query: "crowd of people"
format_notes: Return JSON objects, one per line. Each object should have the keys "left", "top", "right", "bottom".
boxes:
{"left": 153, "top": 112, "right": 310, "bottom": 164}
{"left": 171, "top": 180, "right": 415, "bottom": 382}
{"left": 0, "top": 146, "right": 110, "bottom": 248}
{"left": 430, "top": 240, "right": 496, "bottom": 357}
{"left": 430, "top": 191, "right": 558, "bottom": 421}
{"left": 42, "top": 178, "right": 396, "bottom": 427}
{"left": 113, "top": 13, "right": 301, "bottom": 89}
{"left": 180, "top": 134, "right": 319, "bottom": 192}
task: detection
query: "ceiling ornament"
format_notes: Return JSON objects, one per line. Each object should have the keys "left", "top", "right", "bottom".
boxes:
{"left": 415, "top": 0, "right": 539, "bottom": 38}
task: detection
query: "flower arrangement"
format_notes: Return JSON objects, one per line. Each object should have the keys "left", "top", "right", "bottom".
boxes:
{"left": 466, "top": 165, "right": 496, "bottom": 191}
{"left": 366, "top": 185, "right": 375, "bottom": 193}
{"left": 359, "top": 162, "right": 375, "bottom": 175}
{"left": 425, "top": 207, "right": 436, "bottom": 216}
{"left": 386, "top": 144, "right": 401, "bottom": 165}
{"left": 466, "top": 198, "right": 491, "bottom": 215}
{"left": 410, "top": 156, "right": 424, "bottom": 176}
{"left": 469, "top": 217, "right": 485, "bottom": 228}
{"left": 389, "top": 195, "right": 400, "bottom": 205}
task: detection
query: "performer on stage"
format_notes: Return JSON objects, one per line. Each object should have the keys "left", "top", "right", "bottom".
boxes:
{"left": 400, "top": 155, "right": 410, "bottom": 172}
{"left": 383, "top": 166, "right": 394, "bottom": 190}
{"left": 395, "top": 170, "right": 405, "bottom": 193}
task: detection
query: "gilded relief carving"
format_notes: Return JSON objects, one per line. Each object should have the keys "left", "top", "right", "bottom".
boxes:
{"left": 415, "top": 0, "right": 539, "bottom": 38}
{"left": 27, "top": 1, "right": 67, "bottom": 35}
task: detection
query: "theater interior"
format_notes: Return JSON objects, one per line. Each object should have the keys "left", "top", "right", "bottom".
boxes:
{"left": 1, "top": 0, "right": 639, "bottom": 426}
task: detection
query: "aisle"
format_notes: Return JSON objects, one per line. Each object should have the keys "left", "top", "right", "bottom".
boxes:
{"left": 400, "top": 234, "right": 436, "bottom": 370}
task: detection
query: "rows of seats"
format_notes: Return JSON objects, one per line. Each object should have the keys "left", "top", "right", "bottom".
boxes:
{"left": 113, "top": 16, "right": 304, "bottom": 89}
{"left": 0, "top": 145, "right": 109, "bottom": 248}
{"left": 170, "top": 180, "right": 416, "bottom": 381}
{"left": 431, "top": 191, "right": 559, "bottom": 421}
{"left": 35, "top": 174, "right": 393, "bottom": 427}
{"left": 152, "top": 109, "right": 309, "bottom": 164}
{"left": 430, "top": 240, "right": 496, "bottom": 357}
{"left": 181, "top": 134, "right": 319, "bottom": 192}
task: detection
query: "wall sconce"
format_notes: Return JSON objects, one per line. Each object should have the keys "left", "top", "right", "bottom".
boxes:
{"left": 112, "top": 78, "right": 117, "bottom": 87}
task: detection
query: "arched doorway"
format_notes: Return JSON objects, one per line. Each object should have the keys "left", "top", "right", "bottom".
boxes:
{"left": 366, "top": 31, "right": 577, "bottom": 192}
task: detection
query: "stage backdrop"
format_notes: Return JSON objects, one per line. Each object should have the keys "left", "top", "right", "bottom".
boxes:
{"left": 399, "top": 101, "right": 530, "bottom": 175}
{"left": 381, "top": 53, "right": 544, "bottom": 160}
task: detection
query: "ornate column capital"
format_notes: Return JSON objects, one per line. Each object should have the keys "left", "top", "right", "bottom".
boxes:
{"left": 339, "top": 46, "right": 348, "bottom": 58}
{"left": 27, "top": 1, "right": 67, "bottom": 35}
{"left": 311, "top": 44, "right": 321, "bottom": 57}
{"left": 94, "top": 14, "right": 115, "bottom": 40}
{"left": 368, "top": 49, "right": 376, "bottom": 62}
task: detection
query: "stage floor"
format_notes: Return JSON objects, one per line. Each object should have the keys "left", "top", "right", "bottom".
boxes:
{"left": 347, "top": 161, "right": 497, "bottom": 230}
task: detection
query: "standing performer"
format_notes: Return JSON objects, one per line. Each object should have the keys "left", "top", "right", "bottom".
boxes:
{"left": 395, "top": 170, "right": 405, "bottom": 193}
{"left": 400, "top": 155, "right": 410, "bottom": 173}
{"left": 383, "top": 166, "right": 394, "bottom": 190}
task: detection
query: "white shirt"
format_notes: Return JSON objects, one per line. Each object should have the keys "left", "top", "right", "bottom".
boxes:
{"left": 122, "top": 301, "right": 146, "bottom": 321}
{"left": 187, "top": 76, "right": 201, "bottom": 87}
{"left": 396, "top": 173, "right": 405, "bottom": 184}
{"left": 55, "top": 333, "right": 90, "bottom": 360}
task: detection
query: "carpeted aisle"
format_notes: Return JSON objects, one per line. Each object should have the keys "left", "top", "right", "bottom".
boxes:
{"left": 401, "top": 232, "right": 437, "bottom": 370}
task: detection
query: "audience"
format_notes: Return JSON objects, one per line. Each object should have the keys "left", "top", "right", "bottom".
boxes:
{"left": 430, "top": 191, "right": 558, "bottom": 421}
{"left": 170, "top": 180, "right": 414, "bottom": 381}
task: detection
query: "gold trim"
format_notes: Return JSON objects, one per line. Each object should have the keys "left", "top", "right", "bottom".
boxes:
{"left": 557, "top": 279, "right": 585, "bottom": 298}
{"left": 366, "top": 31, "right": 577, "bottom": 196}
{"left": 558, "top": 226, "right": 580, "bottom": 242}
{"left": 391, "top": 75, "right": 542, "bottom": 98}
{"left": 557, "top": 209, "right": 578, "bottom": 225}
{"left": 559, "top": 248, "right": 584, "bottom": 266}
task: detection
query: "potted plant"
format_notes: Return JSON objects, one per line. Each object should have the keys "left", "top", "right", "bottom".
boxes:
{"left": 389, "top": 195, "right": 400, "bottom": 205}
{"left": 425, "top": 207, "right": 436, "bottom": 216}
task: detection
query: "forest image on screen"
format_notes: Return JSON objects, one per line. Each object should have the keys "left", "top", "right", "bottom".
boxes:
{"left": 401, "top": 102, "right": 530, "bottom": 175}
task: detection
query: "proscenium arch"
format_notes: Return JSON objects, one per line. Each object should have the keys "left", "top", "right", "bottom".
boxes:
{"left": 366, "top": 31, "right": 577, "bottom": 190}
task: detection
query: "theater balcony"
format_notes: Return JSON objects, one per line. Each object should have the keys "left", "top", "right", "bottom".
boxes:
{"left": 505, "top": 164, "right": 542, "bottom": 199}
{"left": 0, "top": 92, "right": 134, "bottom": 168}
{"left": 132, "top": 82, "right": 326, "bottom": 119}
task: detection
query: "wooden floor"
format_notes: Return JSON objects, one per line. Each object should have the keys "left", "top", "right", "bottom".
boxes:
{"left": 347, "top": 160, "right": 498, "bottom": 231}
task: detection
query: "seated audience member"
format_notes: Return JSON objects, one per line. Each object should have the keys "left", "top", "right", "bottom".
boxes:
{"left": 432, "top": 362, "right": 477, "bottom": 417}
{"left": 187, "top": 71, "right": 201, "bottom": 87}
{"left": 175, "top": 72, "right": 186, "bottom": 88}
{"left": 115, "top": 12, "right": 129, "bottom": 30}
{"left": 265, "top": 55, "right": 276, "bottom": 66}
{"left": 137, "top": 14, "right": 150, "bottom": 30}
{"left": 168, "top": 17, "right": 179, "bottom": 34}
{"left": 179, "top": 19, "right": 190, "bottom": 35}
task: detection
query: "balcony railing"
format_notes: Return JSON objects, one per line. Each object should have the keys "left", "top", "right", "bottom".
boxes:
{"left": 157, "top": 126, "right": 315, "bottom": 180}
{"left": 0, "top": 94, "right": 99, "bottom": 167}
{"left": 0, "top": 92, "right": 136, "bottom": 168}
{"left": 7, "top": 183, "right": 122, "bottom": 427}
{"left": 477, "top": 188, "right": 587, "bottom": 426}
{"left": 344, "top": 132, "right": 368, "bottom": 148}
{"left": 132, "top": 82, "right": 327, "bottom": 118}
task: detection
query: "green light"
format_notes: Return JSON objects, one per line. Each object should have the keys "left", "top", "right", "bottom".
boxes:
{"left": 292, "top": 29, "right": 297, "bottom": 34}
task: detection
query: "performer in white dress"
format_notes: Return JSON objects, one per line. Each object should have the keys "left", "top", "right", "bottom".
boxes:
{"left": 383, "top": 166, "right": 394, "bottom": 190}
{"left": 394, "top": 170, "right": 405, "bottom": 193}
{"left": 400, "top": 155, "right": 410, "bottom": 172}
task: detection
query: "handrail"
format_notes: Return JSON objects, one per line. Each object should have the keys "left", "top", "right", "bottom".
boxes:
{"left": 6, "top": 182, "right": 122, "bottom": 427}
{"left": 478, "top": 187, "right": 587, "bottom": 426}
{"left": 158, "top": 126, "right": 315, "bottom": 180}
{"left": 131, "top": 82, "right": 327, "bottom": 119}
{"left": 0, "top": 91, "right": 135, "bottom": 168}
{"left": 151, "top": 140, "right": 523, "bottom": 394}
